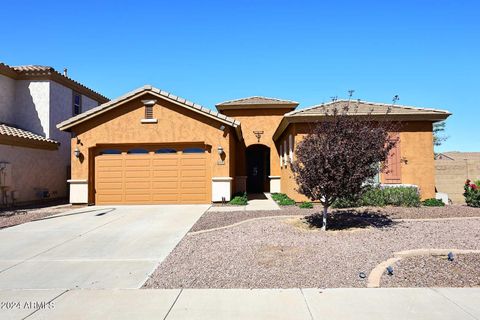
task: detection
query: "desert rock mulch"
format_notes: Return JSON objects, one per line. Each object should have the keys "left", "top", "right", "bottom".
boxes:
{"left": 0, "top": 202, "right": 81, "bottom": 229}
{"left": 144, "top": 215, "right": 480, "bottom": 289}
{"left": 190, "top": 205, "right": 480, "bottom": 232}
{"left": 381, "top": 253, "right": 480, "bottom": 287}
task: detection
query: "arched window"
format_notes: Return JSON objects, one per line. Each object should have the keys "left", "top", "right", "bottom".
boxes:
{"left": 155, "top": 148, "right": 177, "bottom": 154}
{"left": 183, "top": 147, "right": 204, "bottom": 153}
{"left": 127, "top": 148, "right": 149, "bottom": 154}
{"left": 100, "top": 149, "right": 121, "bottom": 155}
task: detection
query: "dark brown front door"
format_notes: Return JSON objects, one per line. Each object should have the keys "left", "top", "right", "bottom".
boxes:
{"left": 246, "top": 145, "right": 270, "bottom": 193}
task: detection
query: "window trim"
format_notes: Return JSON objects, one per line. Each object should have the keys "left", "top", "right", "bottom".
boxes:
{"left": 72, "top": 92, "right": 82, "bottom": 116}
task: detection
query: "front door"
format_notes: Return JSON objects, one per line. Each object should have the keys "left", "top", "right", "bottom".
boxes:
{"left": 246, "top": 145, "right": 270, "bottom": 193}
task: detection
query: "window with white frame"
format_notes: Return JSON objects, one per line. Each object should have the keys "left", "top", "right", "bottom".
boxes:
{"left": 279, "top": 144, "right": 283, "bottom": 168}
{"left": 73, "top": 92, "right": 82, "bottom": 115}
{"left": 289, "top": 135, "right": 293, "bottom": 163}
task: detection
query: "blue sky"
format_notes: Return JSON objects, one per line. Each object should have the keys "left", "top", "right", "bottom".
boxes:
{"left": 1, "top": 0, "right": 478, "bottom": 151}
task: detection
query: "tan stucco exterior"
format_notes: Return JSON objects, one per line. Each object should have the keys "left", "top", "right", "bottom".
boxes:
{"left": 59, "top": 86, "right": 447, "bottom": 204}
{"left": 276, "top": 121, "right": 437, "bottom": 201}
{"left": 69, "top": 94, "right": 234, "bottom": 203}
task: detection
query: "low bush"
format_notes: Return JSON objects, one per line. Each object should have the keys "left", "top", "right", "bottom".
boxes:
{"left": 271, "top": 193, "right": 296, "bottom": 206}
{"left": 299, "top": 201, "right": 313, "bottom": 209}
{"left": 332, "top": 186, "right": 420, "bottom": 208}
{"left": 229, "top": 192, "right": 248, "bottom": 206}
{"left": 422, "top": 198, "right": 445, "bottom": 207}
{"left": 464, "top": 179, "right": 480, "bottom": 208}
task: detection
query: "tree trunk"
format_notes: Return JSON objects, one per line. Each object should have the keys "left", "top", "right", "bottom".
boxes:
{"left": 322, "top": 205, "right": 328, "bottom": 231}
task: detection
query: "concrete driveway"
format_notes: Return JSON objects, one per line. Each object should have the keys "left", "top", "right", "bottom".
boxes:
{"left": 0, "top": 205, "right": 208, "bottom": 289}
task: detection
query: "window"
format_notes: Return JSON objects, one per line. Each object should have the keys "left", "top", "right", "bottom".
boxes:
{"left": 279, "top": 145, "right": 283, "bottom": 168}
{"left": 155, "top": 148, "right": 177, "bottom": 154}
{"left": 183, "top": 147, "right": 204, "bottom": 153}
{"left": 73, "top": 92, "right": 82, "bottom": 115}
{"left": 289, "top": 135, "right": 293, "bottom": 163}
{"left": 127, "top": 148, "right": 149, "bottom": 154}
{"left": 145, "top": 105, "right": 153, "bottom": 119}
{"left": 99, "top": 149, "right": 122, "bottom": 155}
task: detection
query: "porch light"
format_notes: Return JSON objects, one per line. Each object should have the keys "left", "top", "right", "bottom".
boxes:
{"left": 74, "top": 147, "right": 81, "bottom": 158}
{"left": 217, "top": 146, "right": 224, "bottom": 155}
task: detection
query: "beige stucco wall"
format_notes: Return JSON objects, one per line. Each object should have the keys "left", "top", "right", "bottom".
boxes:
{"left": 278, "top": 121, "right": 436, "bottom": 201}
{"left": 435, "top": 159, "right": 480, "bottom": 204}
{"left": 69, "top": 94, "right": 233, "bottom": 202}
{"left": 221, "top": 108, "right": 291, "bottom": 179}
{"left": 0, "top": 144, "right": 66, "bottom": 204}
{"left": 398, "top": 121, "right": 435, "bottom": 199}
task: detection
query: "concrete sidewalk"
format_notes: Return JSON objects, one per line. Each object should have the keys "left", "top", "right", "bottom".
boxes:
{"left": 2, "top": 288, "right": 478, "bottom": 319}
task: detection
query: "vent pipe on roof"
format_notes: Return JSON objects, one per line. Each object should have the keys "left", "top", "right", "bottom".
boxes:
{"left": 63, "top": 68, "right": 68, "bottom": 77}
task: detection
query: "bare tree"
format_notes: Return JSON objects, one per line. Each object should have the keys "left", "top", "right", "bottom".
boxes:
{"left": 291, "top": 103, "right": 398, "bottom": 230}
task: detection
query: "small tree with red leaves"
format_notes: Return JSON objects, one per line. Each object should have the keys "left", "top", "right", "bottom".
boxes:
{"left": 291, "top": 103, "right": 398, "bottom": 230}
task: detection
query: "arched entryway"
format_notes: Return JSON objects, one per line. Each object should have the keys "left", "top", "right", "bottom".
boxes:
{"left": 246, "top": 144, "right": 270, "bottom": 193}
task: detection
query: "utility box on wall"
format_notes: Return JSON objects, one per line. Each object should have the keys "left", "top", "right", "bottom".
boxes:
{"left": 0, "top": 162, "right": 13, "bottom": 188}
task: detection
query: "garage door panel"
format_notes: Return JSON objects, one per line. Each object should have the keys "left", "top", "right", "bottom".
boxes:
{"left": 181, "top": 181, "right": 206, "bottom": 188}
{"left": 152, "top": 170, "right": 179, "bottom": 178}
{"left": 97, "top": 171, "right": 123, "bottom": 179}
{"left": 152, "top": 158, "right": 178, "bottom": 166}
{"left": 125, "top": 170, "right": 150, "bottom": 178}
{"left": 95, "top": 148, "right": 209, "bottom": 204}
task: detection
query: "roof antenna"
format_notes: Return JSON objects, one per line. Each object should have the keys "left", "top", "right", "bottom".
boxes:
{"left": 392, "top": 95, "right": 399, "bottom": 105}
{"left": 63, "top": 68, "right": 68, "bottom": 77}
{"left": 347, "top": 89, "right": 355, "bottom": 107}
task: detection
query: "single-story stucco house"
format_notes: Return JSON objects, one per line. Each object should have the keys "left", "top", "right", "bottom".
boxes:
{"left": 57, "top": 85, "right": 451, "bottom": 205}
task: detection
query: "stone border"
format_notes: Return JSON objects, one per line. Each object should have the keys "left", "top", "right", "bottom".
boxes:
{"left": 367, "top": 248, "right": 480, "bottom": 288}
{"left": 188, "top": 215, "right": 303, "bottom": 236}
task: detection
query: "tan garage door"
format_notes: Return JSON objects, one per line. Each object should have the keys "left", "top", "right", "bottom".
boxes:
{"left": 95, "top": 148, "right": 209, "bottom": 204}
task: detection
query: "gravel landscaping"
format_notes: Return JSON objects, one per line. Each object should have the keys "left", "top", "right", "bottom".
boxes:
{"left": 145, "top": 212, "right": 480, "bottom": 289}
{"left": 381, "top": 253, "right": 480, "bottom": 287}
{"left": 0, "top": 201, "right": 80, "bottom": 229}
{"left": 191, "top": 205, "right": 480, "bottom": 232}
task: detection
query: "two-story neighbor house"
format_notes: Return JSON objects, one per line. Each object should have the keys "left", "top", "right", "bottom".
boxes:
{"left": 0, "top": 63, "right": 108, "bottom": 205}
{"left": 57, "top": 85, "right": 450, "bottom": 205}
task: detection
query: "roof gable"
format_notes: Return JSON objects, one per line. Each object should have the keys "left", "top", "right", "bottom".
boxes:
{"left": 216, "top": 96, "right": 299, "bottom": 111}
{"left": 57, "top": 85, "right": 241, "bottom": 132}
{"left": 273, "top": 99, "right": 451, "bottom": 141}
{"left": 287, "top": 99, "right": 451, "bottom": 117}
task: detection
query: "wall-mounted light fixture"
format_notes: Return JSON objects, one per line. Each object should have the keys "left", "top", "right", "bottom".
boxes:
{"left": 219, "top": 125, "right": 226, "bottom": 131}
{"left": 74, "top": 146, "right": 81, "bottom": 158}
{"left": 217, "top": 146, "right": 225, "bottom": 165}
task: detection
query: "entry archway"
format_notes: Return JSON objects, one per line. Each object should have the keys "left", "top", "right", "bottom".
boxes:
{"left": 246, "top": 144, "right": 270, "bottom": 193}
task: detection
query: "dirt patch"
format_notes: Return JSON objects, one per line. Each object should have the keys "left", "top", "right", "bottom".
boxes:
{"left": 381, "top": 253, "right": 480, "bottom": 287}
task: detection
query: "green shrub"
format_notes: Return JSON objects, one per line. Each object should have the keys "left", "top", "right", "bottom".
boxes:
{"left": 422, "top": 198, "right": 445, "bottom": 207}
{"left": 333, "top": 186, "right": 420, "bottom": 208}
{"left": 272, "top": 193, "right": 296, "bottom": 206}
{"left": 299, "top": 201, "right": 313, "bottom": 209}
{"left": 380, "top": 187, "right": 420, "bottom": 207}
{"left": 464, "top": 180, "right": 480, "bottom": 208}
{"left": 228, "top": 192, "right": 248, "bottom": 206}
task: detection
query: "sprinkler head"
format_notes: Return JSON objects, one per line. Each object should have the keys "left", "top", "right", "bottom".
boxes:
{"left": 386, "top": 266, "right": 394, "bottom": 275}
{"left": 447, "top": 252, "right": 454, "bottom": 261}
